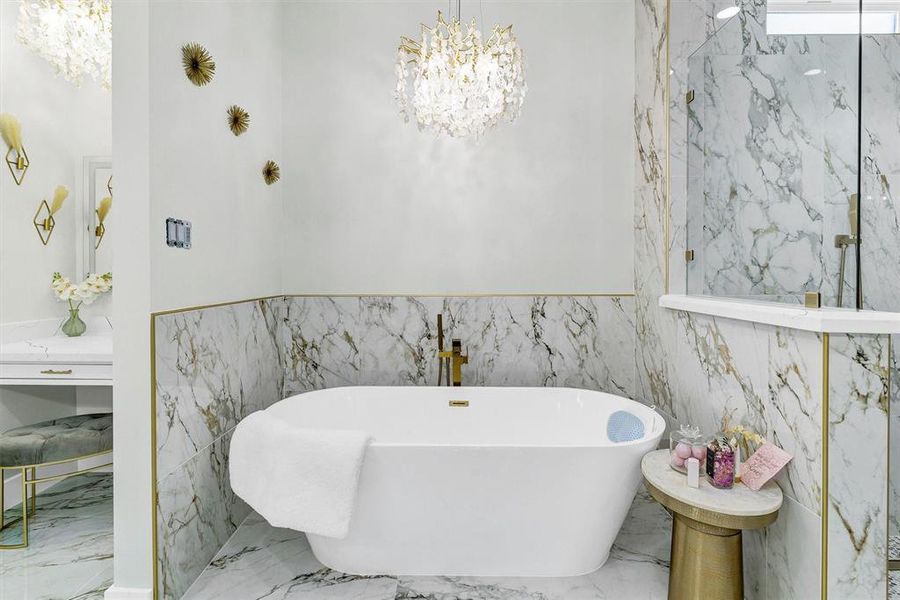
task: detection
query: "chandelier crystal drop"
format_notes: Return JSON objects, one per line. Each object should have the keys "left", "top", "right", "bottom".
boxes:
{"left": 17, "top": 0, "right": 112, "bottom": 90}
{"left": 394, "top": 11, "right": 527, "bottom": 138}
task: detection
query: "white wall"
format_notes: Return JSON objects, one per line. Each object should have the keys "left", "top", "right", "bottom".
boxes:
{"left": 282, "top": 0, "right": 635, "bottom": 294}
{"left": 0, "top": 0, "right": 112, "bottom": 323}
{"left": 111, "top": 0, "right": 154, "bottom": 592}
{"left": 111, "top": 1, "right": 285, "bottom": 594}
{"left": 0, "top": 0, "right": 113, "bottom": 499}
{"left": 148, "top": 1, "right": 284, "bottom": 312}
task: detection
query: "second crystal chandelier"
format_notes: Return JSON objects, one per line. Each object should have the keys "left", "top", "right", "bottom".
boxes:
{"left": 394, "top": 3, "right": 527, "bottom": 139}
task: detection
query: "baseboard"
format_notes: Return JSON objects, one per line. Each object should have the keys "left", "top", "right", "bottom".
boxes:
{"left": 104, "top": 586, "right": 153, "bottom": 600}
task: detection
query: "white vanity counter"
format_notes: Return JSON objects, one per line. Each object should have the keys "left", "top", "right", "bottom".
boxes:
{"left": 0, "top": 317, "right": 113, "bottom": 386}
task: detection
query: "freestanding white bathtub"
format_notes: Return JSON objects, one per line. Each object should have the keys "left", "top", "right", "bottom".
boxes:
{"left": 264, "top": 386, "right": 665, "bottom": 577}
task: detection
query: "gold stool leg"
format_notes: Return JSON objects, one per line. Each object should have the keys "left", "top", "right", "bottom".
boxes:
{"left": 668, "top": 512, "right": 743, "bottom": 600}
{"left": 0, "top": 466, "right": 4, "bottom": 530}
{"left": 20, "top": 467, "right": 28, "bottom": 547}
{"left": 28, "top": 467, "right": 36, "bottom": 517}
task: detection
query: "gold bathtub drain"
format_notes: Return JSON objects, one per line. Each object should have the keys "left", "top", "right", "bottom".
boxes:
{"left": 449, "top": 400, "right": 469, "bottom": 407}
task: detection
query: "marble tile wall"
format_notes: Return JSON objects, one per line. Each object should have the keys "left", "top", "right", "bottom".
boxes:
{"left": 154, "top": 294, "right": 635, "bottom": 599}
{"left": 281, "top": 295, "right": 636, "bottom": 398}
{"left": 860, "top": 34, "right": 900, "bottom": 544}
{"left": 650, "top": 2, "right": 893, "bottom": 598}
{"left": 827, "top": 334, "right": 889, "bottom": 598}
{"left": 154, "top": 297, "right": 285, "bottom": 600}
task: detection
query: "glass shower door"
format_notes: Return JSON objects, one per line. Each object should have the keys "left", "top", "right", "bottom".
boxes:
{"left": 684, "top": 1, "right": 862, "bottom": 307}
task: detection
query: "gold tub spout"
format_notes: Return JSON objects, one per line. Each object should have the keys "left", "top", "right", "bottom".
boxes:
{"left": 439, "top": 338, "right": 468, "bottom": 387}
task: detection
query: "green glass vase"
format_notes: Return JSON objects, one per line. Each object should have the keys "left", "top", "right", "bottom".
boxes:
{"left": 62, "top": 309, "right": 86, "bottom": 337}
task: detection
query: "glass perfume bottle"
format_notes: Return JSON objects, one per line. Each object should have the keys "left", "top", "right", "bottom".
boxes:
{"left": 706, "top": 434, "right": 737, "bottom": 489}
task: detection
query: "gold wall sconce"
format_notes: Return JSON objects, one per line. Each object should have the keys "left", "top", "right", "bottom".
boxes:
{"left": 95, "top": 196, "right": 111, "bottom": 249}
{"left": 0, "top": 113, "right": 29, "bottom": 185}
{"left": 33, "top": 185, "right": 68, "bottom": 246}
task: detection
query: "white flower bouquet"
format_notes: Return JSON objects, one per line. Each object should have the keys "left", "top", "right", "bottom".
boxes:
{"left": 51, "top": 272, "right": 112, "bottom": 336}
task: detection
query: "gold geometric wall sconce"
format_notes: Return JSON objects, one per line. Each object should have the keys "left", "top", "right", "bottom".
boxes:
{"left": 263, "top": 160, "right": 280, "bottom": 185}
{"left": 0, "top": 113, "right": 29, "bottom": 185}
{"left": 181, "top": 42, "right": 216, "bottom": 86}
{"left": 228, "top": 105, "right": 250, "bottom": 136}
{"left": 32, "top": 185, "right": 68, "bottom": 246}
{"left": 95, "top": 196, "right": 111, "bottom": 249}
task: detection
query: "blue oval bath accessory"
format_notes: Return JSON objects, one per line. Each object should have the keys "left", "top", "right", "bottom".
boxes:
{"left": 607, "top": 410, "right": 645, "bottom": 442}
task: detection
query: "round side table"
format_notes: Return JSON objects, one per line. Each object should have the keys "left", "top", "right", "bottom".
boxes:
{"left": 641, "top": 449, "right": 782, "bottom": 600}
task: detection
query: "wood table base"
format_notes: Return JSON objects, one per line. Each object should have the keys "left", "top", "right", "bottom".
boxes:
{"left": 669, "top": 512, "right": 743, "bottom": 600}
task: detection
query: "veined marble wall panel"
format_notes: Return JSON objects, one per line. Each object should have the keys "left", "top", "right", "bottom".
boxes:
{"left": 282, "top": 296, "right": 636, "bottom": 399}
{"left": 827, "top": 333, "right": 889, "bottom": 599}
{"left": 642, "top": 1, "right": 833, "bottom": 597}
{"left": 154, "top": 298, "right": 285, "bottom": 600}
{"left": 860, "top": 34, "right": 900, "bottom": 543}
{"left": 156, "top": 430, "right": 248, "bottom": 600}
{"left": 155, "top": 298, "right": 284, "bottom": 480}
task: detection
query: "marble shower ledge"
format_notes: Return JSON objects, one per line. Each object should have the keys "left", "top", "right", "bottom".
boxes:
{"left": 660, "top": 294, "right": 900, "bottom": 334}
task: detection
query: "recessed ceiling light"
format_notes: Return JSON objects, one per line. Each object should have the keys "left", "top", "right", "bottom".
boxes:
{"left": 716, "top": 5, "right": 741, "bottom": 19}
{"left": 804, "top": 68, "right": 823, "bottom": 76}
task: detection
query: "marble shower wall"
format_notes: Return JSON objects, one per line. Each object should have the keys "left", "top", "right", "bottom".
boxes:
{"left": 671, "top": 0, "right": 859, "bottom": 303}
{"left": 281, "top": 295, "right": 636, "bottom": 399}
{"left": 860, "top": 34, "right": 900, "bottom": 542}
{"left": 641, "top": 0, "right": 890, "bottom": 598}
{"left": 154, "top": 297, "right": 285, "bottom": 600}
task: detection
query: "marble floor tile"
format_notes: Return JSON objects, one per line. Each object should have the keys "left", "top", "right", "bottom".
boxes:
{"left": 184, "top": 493, "right": 671, "bottom": 600}
{"left": 182, "top": 513, "right": 398, "bottom": 600}
{"left": 0, "top": 473, "right": 112, "bottom": 600}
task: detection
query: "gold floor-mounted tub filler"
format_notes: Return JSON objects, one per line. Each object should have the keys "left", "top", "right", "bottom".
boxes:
{"left": 435, "top": 313, "right": 468, "bottom": 386}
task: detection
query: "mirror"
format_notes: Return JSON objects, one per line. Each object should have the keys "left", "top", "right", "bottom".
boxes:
{"left": 78, "top": 157, "right": 113, "bottom": 279}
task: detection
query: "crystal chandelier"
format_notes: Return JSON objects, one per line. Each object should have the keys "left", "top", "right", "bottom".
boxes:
{"left": 394, "top": 9, "right": 527, "bottom": 138}
{"left": 17, "top": 0, "right": 112, "bottom": 90}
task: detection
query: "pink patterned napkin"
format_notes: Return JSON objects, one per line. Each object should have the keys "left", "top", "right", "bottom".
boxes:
{"left": 741, "top": 444, "right": 792, "bottom": 491}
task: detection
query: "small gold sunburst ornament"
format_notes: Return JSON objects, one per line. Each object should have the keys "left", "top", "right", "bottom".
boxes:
{"left": 227, "top": 105, "right": 250, "bottom": 136}
{"left": 181, "top": 42, "right": 216, "bottom": 86}
{"left": 263, "top": 160, "right": 280, "bottom": 185}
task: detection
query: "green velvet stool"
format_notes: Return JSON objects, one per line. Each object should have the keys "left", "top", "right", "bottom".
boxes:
{"left": 0, "top": 413, "right": 112, "bottom": 549}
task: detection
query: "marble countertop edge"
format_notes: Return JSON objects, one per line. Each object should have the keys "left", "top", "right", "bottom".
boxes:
{"left": 660, "top": 294, "right": 900, "bottom": 334}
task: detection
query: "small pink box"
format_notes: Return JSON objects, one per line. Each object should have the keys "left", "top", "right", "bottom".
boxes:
{"left": 741, "top": 444, "right": 792, "bottom": 491}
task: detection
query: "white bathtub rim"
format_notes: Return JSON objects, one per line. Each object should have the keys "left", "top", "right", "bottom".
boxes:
{"left": 272, "top": 385, "right": 666, "bottom": 449}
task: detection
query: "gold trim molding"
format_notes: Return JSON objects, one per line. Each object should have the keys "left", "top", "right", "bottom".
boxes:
{"left": 821, "top": 332, "right": 829, "bottom": 600}
{"left": 149, "top": 292, "right": 637, "bottom": 318}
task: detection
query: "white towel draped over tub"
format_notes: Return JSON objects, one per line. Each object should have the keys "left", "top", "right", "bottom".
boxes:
{"left": 229, "top": 410, "right": 373, "bottom": 539}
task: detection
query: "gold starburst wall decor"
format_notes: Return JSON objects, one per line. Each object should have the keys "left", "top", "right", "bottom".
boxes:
{"left": 263, "top": 160, "right": 280, "bottom": 185}
{"left": 181, "top": 42, "right": 216, "bottom": 86}
{"left": 227, "top": 105, "right": 250, "bottom": 136}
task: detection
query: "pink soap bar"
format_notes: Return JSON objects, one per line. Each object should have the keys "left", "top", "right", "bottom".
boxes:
{"left": 741, "top": 443, "right": 792, "bottom": 491}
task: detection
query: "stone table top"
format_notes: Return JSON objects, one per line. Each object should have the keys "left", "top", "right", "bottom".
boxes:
{"left": 641, "top": 449, "right": 783, "bottom": 531}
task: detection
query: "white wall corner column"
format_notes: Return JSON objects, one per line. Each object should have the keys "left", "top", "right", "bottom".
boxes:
{"left": 110, "top": 0, "right": 154, "bottom": 596}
